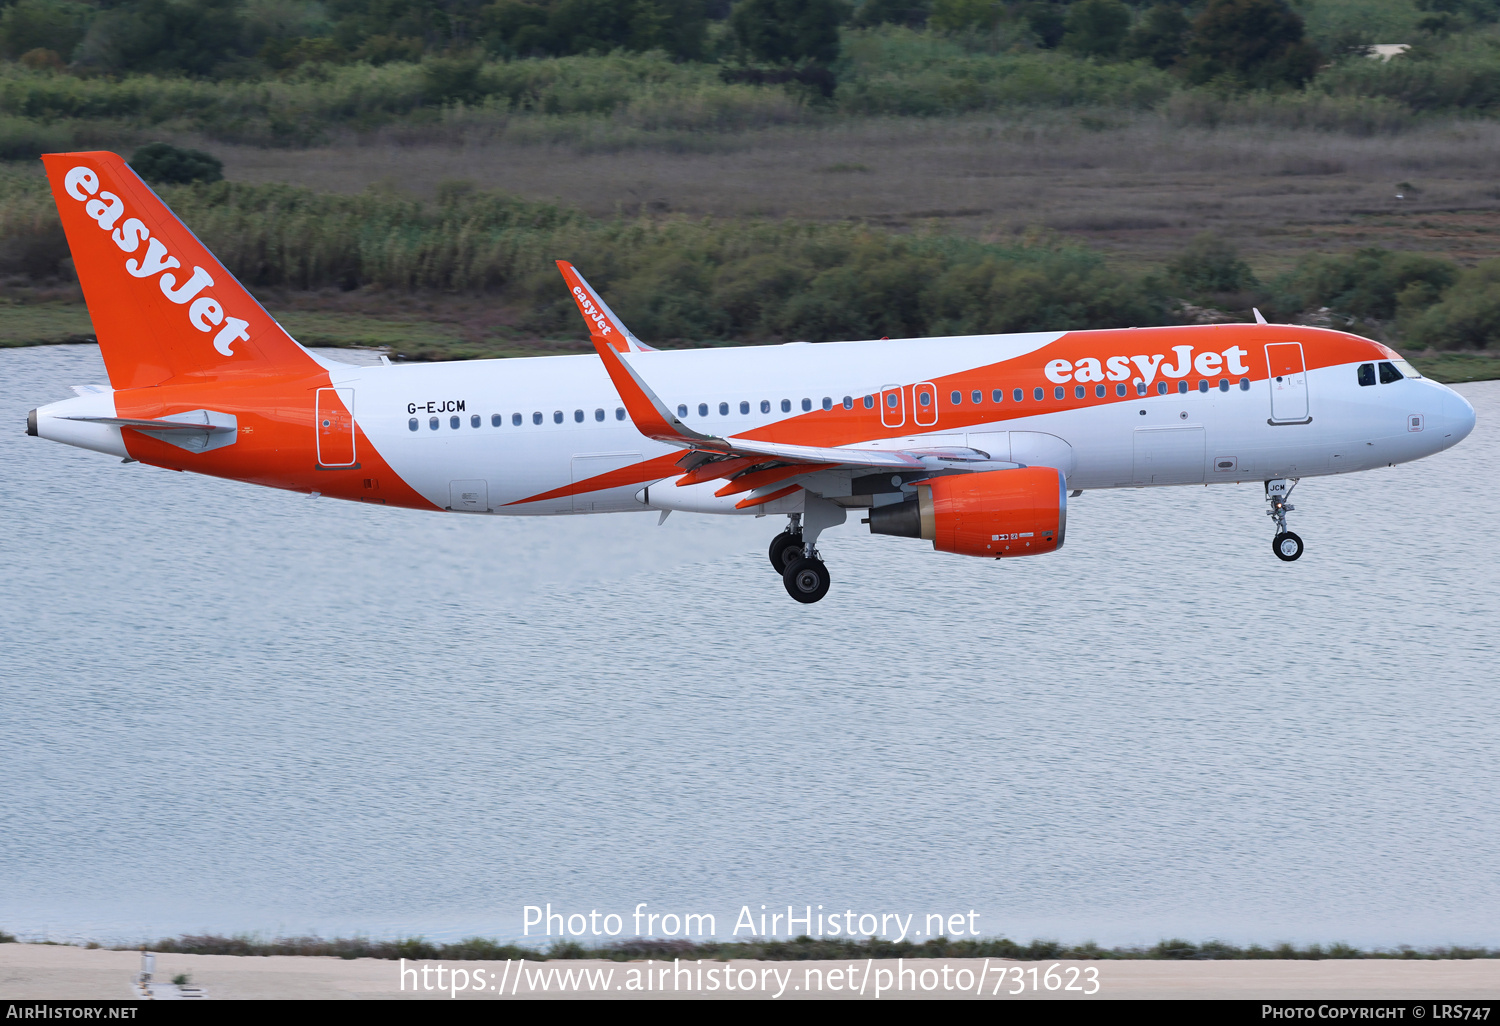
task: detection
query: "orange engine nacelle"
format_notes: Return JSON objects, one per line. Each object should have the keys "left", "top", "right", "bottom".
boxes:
{"left": 867, "top": 467, "right": 1067, "bottom": 558}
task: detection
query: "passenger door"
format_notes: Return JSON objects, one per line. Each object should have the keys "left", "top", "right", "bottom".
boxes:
{"left": 1266, "top": 343, "right": 1310, "bottom": 423}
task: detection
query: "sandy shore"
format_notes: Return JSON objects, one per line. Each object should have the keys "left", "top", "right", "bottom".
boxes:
{"left": 3, "top": 944, "right": 1498, "bottom": 1000}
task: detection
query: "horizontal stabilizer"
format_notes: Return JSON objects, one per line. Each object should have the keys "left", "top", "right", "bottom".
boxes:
{"left": 62, "top": 409, "right": 238, "bottom": 453}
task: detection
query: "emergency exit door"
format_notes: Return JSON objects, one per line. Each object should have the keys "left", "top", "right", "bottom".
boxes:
{"left": 315, "top": 388, "right": 356, "bottom": 466}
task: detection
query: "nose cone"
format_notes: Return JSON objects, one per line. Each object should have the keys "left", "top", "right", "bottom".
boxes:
{"left": 1445, "top": 388, "right": 1477, "bottom": 446}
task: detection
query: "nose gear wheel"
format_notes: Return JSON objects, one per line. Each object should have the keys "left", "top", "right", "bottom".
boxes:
{"left": 1264, "top": 479, "right": 1304, "bottom": 561}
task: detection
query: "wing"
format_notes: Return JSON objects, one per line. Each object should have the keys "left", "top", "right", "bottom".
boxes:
{"left": 559, "top": 266, "right": 1015, "bottom": 506}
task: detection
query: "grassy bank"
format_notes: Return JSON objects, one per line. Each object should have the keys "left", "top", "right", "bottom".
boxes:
{"left": 83, "top": 932, "right": 1500, "bottom": 961}
{"left": 5, "top": 162, "right": 1499, "bottom": 367}
{"left": 2, "top": 20, "right": 1500, "bottom": 158}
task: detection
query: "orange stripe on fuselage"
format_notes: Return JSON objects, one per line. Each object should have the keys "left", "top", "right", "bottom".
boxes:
{"left": 503, "top": 451, "right": 683, "bottom": 507}
{"left": 735, "top": 324, "right": 1391, "bottom": 451}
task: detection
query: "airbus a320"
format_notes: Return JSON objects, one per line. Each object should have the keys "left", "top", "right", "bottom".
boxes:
{"left": 28, "top": 152, "right": 1477, "bottom": 603}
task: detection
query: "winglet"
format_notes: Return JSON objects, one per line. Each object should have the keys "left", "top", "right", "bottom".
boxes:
{"left": 556, "top": 260, "right": 655, "bottom": 353}
{"left": 560, "top": 280, "right": 716, "bottom": 448}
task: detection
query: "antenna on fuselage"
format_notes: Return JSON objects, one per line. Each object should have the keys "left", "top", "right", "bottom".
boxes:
{"left": 1253, "top": 308, "right": 1269, "bottom": 325}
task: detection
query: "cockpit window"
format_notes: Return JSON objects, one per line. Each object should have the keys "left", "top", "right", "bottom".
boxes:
{"left": 1378, "top": 361, "right": 1403, "bottom": 384}
{"left": 1357, "top": 363, "right": 1376, "bottom": 387}
{"left": 1392, "top": 358, "right": 1423, "bottom": 379}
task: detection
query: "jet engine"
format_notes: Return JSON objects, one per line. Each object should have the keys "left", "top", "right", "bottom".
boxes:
{"left": 867, "top": 466, "right": 1067, "bottom": 557}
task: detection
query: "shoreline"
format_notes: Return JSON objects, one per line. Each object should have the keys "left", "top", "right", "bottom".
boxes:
{"left": 3, "top": 336, "right": 1498, "bottom": 384}
{"left": 4, "top": 944, "right": 1499, "bottom": 1000}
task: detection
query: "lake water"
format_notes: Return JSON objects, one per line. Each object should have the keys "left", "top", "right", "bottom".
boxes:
{"left": 2, "top": 344, "right": 1497, "bottom": 950}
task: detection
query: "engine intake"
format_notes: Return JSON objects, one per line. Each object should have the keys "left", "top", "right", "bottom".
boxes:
{"left": 868, "top": 467, "right": 1066, "bottom": 558}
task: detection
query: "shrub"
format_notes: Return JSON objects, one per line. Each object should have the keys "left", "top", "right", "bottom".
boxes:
{"left": 1167, "top": 233, "right": 1260, "bottom": 294}
{"left": 129, "top": 143, "right": 224, "bottom": 185}
{"left": 0, "top": 0, "right": 88, "bottom": 62}
{"left": 731, "top": 0, "right": 846, "bottom": 66}
{"left": 1061, "top": 0, "right": 1131, "bottom": 59}
{"left": 1273, "top": 247, "right": 1457, "bottom": 321}
{"left": 1402, "top": 260, "right": 1500, "bottom": 349}
{"left": 929, "top": 0, "right": 1006, "bottom": 33}
{"left": 1123, "top": 4, "right": 1191, "bottom": 69}
{"left": 1182, "top": 0, "right": 1322, "bottom": 89}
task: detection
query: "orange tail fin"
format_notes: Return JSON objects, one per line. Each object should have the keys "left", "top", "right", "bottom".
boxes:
{"left": 42, "top": 151, "right": 317, "bottom": 389}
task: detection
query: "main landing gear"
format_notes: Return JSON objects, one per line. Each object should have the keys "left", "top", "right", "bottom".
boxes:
{"left": 1265, "top": 478, "right": 1304, "bottom": 562}
{"left": 767, "top": 500, "right": 846, "bottom": 604}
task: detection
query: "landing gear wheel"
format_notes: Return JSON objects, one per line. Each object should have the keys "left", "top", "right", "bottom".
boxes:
{"left": 782, "top": 556, "right": 830, "bottom": 604}
{"left": 768, "top": 531, "right": 803, "bottom": 573}
{"left": 1272, "top": 531, "right": 1304, "bottom": 562}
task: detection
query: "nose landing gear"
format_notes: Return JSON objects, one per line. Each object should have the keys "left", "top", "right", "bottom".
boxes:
{"left": 1266, "top": 478, "right": 1304, "bottom": 562}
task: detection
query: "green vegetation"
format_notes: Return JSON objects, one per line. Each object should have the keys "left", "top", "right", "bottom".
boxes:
{"left": 129, "top": 141, "right": 222, "bottom": 184}
{"left": 118, "top": 932, "right": 1500, "bottom": 960}
{"left": 0, "top": 1, "right": 1495, "bottom": 160}
{"left": 0, "top": 170, "right": 1173, "bottom": 343}
{"left": 3, "top": 160, "right": 1497, "bottom": 368}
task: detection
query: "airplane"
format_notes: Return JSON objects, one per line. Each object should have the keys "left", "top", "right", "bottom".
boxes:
{"left": 27, "top": 151, "right": 1477, "bottom": 603}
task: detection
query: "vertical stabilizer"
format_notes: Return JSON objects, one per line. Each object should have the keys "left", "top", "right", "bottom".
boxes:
{"left": 42, "top": 151, "right": 318, "bottom": 389}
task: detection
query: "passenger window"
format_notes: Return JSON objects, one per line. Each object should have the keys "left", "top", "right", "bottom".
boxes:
{"left": 1379, "top": 361, "right": 1403, "bottom": 384}
{"left": 886, "top": 394, "right": 898, "bottom": 408}
{"left": 972, "top": 390, "right": 983, "bottom": 404}
{"left": 740, "top": 401, "right": 750, "bottom": 414}
{"left": 471, "top": 414, "right": 481, "bottom": 428}
{"left": 1075, "top": 385, "right": 1085, "bottom": 399}
{"left": 594, "top": 408, "right": 605, "bottom": 421}
{"left": 1116, "top": 383, "right": 1127, "bottom": 397}
{"left": 1197, "top": 380, "right": 1209, "bottom": 393}
{"left": 513, "top": 413, "right": 522, "bottom": 426}
{"left": 553, "top": 411, "right": 563, "bottom": 424}
{"left": 678, "top": 404, "right": 688, "bottom": 417}
{"left": 993, "top": 389, "right": 1004, "bottom": 403}
{"left": 698, "top": 403, "right": 709, "bottom": 417}
{"left": 719, "top": 402, "right": 729, "bottom": 415}
{"left": 842, "top": 396, "right": 853, "bottom": 409}
{"left": 1136, "top": 382, "right": 1147, "bottom": 395}
{"left": 450, "top": 415, "right": 460, "bottom": 429}
{"left": 491, "top": 414, "right": 502, "bottom": 427}
{"left": 1178, "top": 380, "right": 1188, "bottom": 394}
{"left": 802, "top": 398, "right": 812, "bottom": 412}
{"left": 951, "top": 390, "right": 962, "bottom": 405}
{"left": 533, "top": 412, "right": 543, "bottom": 425}
{"left": 783, "top": 399, "right": 793, "bottom": 413}
{"left": 1095, "top": 384, "right": 1105, "bottom": 398}
{"left": 1033, "top": 387, "right": 1044, "bottom": 401}
{"left": 918, "top": 391, "right": 932, "bottom": 407}
{"left": 863, "top": 395, "right": 874, "bottom": 409}
{"left": 762, "top": 400, "right": 772, "bottom": 413}
{"left": 1357, "top": 363, "right": 1376, "bottom": 386}
{"left": 1054, "top": 386, "right": 1065, "bottom": 400}
{"left": 1157, "top": 381, "right": 1168, "bottom": 395}
{"left": 616, "top": 407, "right": 626, "bottom": 420}
{"left": 408, "top": 418, "right": 418, "bottom": 431}
{"left": 1218, "top": 379, "right": 1229, "bottom": 392}
{"left": 1014, "top": 388, "right": 1024, "bottom": 402}
{"left": 429, "top": 417, "right": 439, "bottom": 430}
{"left": 1239, "top": 378, "right": 1250, "bottom": 391}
